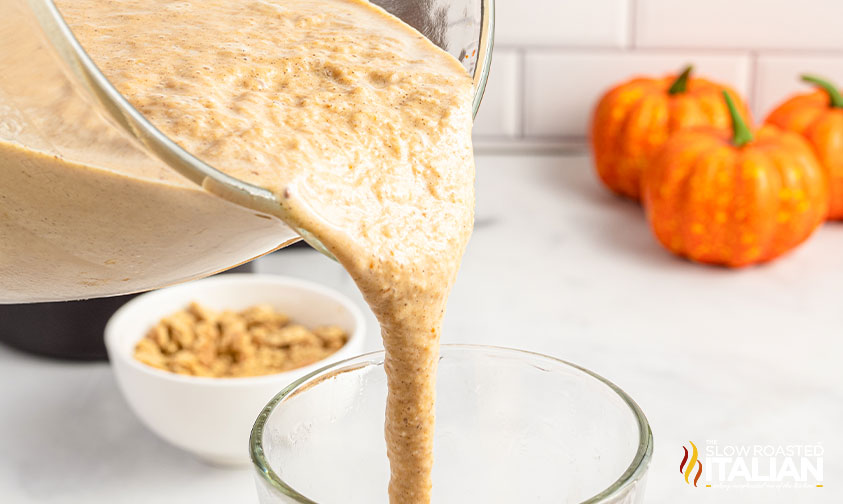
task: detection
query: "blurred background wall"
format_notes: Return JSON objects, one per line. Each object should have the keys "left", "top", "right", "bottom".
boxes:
{"left": 473, "top": 0, "right": 843, "bottom": 152}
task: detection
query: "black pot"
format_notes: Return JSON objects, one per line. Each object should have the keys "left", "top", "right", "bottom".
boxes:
{"left": 0, "top": 263, "right": 253, "bottom": 361}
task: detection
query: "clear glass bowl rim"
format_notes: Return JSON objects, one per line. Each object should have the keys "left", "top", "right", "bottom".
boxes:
{"left": 250, "top": 344, "right": 654, "bottom": 504}
{"left": 27, "top": 0, "right": 495, "bottom": 258}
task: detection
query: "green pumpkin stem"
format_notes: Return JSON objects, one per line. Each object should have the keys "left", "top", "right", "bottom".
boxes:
{"left": 802, "top": 74, "right": 843, "bottom": 108}
{"left": 723, "top": 91, "right": 753, "bottom": 148}
{"left": 668, "top": 65, "right": 693, "bottom": 95}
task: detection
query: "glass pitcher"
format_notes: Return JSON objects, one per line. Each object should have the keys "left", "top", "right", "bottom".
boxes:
{"left": 0, "top": 0, "right": 494, "bottom": 303}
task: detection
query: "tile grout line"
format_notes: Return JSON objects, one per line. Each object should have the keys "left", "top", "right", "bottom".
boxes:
{"left": 475, "top": 134, "right": 589, "bottom": 143}
{"left": 748, "top": 50, "right": 759, "bottom": 120}
{"left": 472, "top": 138, "right": 589, "bottom": 156}
{"left": 517, "top": 47, "right": 527, "bottom": 139}
{"left": 494, "top": 44, "right": 843, "bottom": 57}
{"left": 628, "top": 0, "right": 638, "bottom": 50}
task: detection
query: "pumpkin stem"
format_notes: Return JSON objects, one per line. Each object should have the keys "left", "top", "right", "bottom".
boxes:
{"left": 668, "top": 65, "right": 693, "bottom": 95}
{"left": 723, "top": 91, "right": 753, "bottom": 147}
{"left": 802, "top": 74, "right": 843, "bottom": 108}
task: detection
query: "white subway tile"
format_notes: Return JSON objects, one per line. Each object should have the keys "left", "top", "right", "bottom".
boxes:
{"left": 637, "top": 0, "right": 843, "bottom": 50}
{"left": 755, "top": 54, "right": 843, "bottom": 120}
{"left": 495, "top": 0, "right": 628, "bottom": 47}
{"left": 473, "top": 50, "right": 520, "bottom": 138}
{"left": 523, "top": 51, "right": 751, "bottom": 137}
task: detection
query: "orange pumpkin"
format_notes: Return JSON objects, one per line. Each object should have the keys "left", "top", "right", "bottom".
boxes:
{"left": 642, "top": 92, "right": 828, "bottom": 267}
{"left": 590, "top": 66, "right": 749, "bottom": 201}
{"left": 766, "top": 75, "right": 843, "bottom": 219}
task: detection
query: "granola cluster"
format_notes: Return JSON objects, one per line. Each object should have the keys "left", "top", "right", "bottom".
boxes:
{"left": 133, "top": 302, "right": 348, "bottom": 377}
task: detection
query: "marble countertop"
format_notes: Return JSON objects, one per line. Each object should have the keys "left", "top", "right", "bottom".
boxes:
{"left": 1, "top": 154, "right": 840, "bottom": 503}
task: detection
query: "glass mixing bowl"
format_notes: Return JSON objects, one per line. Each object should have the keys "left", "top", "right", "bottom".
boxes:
{"left": 0, "top": 0, "right": 493, "bottom": 302}
{"left": 251, "top": 345, "right": 653, "bottom": 504}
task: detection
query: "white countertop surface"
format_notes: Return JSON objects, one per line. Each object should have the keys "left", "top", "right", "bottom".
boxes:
{"left": 1, "top": 154, "right": 841, "bottom": 503}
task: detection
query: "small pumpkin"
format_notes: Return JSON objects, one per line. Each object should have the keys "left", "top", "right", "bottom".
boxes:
{"left": 591, "top": 65, "right": 750, "bottom": 201}
{"left": 642, "top": 92, "right": 828, "bottom": 267}
{"left": 766, "top": 75, "right": 843, "bottom": 219}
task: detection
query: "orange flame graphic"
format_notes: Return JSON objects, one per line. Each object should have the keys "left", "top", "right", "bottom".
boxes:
{"left": 679, "top": 441, "right": 703, "bottom": 487}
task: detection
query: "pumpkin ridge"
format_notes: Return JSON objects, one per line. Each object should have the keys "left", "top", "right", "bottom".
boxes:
{"left": 591, "top": 81, "right": 655, "bottom": 197}
{"left": 719, "top": 144, "right": 744, "bottom": 265}
{"left": 672, "top": 134, "right": 721, "bottom": 259}
{"left": 789, "top": 145, "right": 826, "bottom": 249}
{"left": 689, "top": 140, "right": 735, "bottom": 263}
{"left": 766, "top": 93, "right": 826, "bottom": 135}
{"left": 691, "top": 91, "right": 720, "bottom": 125}
{"left": 737, "top": 146, "right": 776, "bottom": 264}
{"left": 769, "top": 147, "right": 798, "bottom": 260}
{"left": 617, "top": 92, "right": 669, "bottom": 198}
{"left": 669, "top": 93, "right": 706, "bottom": 133}
{"left": 674, "top": 145, "right": 697, "bottom": 258}
{"left": 717, "top": 149, "right": 750, "bottom": 267}
{"left": 765, "top": 88, "right": 841, "bottom": 219}
{"left": 789, "top": 132, "right": 831, "bottom": 226}
{"left": 794, "top": 107, "right": 825, "bottom": 136}
{"left": 767, "top": 144, "right": 819, "bottom": 260}
{"left": 806, "top": 110, "right": 843, "bottom": 217}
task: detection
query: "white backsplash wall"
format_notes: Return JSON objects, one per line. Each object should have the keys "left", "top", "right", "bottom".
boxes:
{"left": 473, "top": 0, "right": 843, "bottom": 152}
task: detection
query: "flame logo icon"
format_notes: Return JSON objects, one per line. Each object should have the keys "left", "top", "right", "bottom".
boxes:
{"left": 680, "top": 441, "right": 703, "bottom": 487}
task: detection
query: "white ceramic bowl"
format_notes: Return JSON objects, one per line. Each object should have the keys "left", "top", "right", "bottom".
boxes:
{"left": 104, "top": 273, "right": 366, "bottom": 466}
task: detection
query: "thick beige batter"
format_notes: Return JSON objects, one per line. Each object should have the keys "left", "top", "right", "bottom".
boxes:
{"left": 56, "top": 1, "right": 476, "bottom": 502}
{"left": 0, "top": 6, "right": 296, "bottom": 302}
